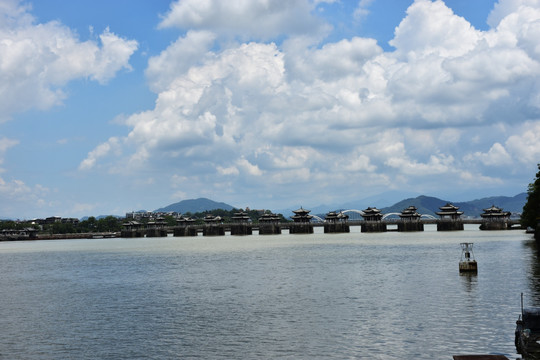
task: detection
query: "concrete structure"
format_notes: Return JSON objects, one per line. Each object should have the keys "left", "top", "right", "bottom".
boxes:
{"left": 0, "top": 228, "right": 38, "bottom": 240}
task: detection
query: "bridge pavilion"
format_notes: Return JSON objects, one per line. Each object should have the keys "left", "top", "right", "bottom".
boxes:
{"left": 203, "top": 214, "right": 225, "bottom": 236}
{"left": 174, "top": 216, "right": 197, "bottom": 236}
{"left": 146, "top": 217, "right": 168, "bottom": 237}
{"left": 324, "top": 211, "right": 350, "bottom": 233}
{"left": 361, "top": 207, "right": 387, "bottom": 232}
{"left": 290, "top": 207, "right": 314, "bottom": 234}
{"left": 398, "top": 206, "right": 424, "bottom": 232}
{"left": 480, "top": 205, "right": 511, "bottom": 230}
{"left": 258, "top": 212, "right": 281, "bottom": 235}
{"left": 436, "top": 203, "right": 464, "bottom": 231}
{"left": 230, "top": 210, "right": 252, "bottom": 235}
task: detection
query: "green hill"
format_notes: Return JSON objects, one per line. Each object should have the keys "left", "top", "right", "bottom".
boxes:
{"left": 155, "top": 198, "right": 234, "bottom": 213}
{"left": 381, "top": 193, "right": 526, "bottom": 217}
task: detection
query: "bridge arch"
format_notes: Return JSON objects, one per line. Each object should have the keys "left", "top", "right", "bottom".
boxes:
{"left": 341, "top": 209, "right": 365, "bottom": 216}
{"left": 382, "top": 213, "right": 401, "bottom": 219}
{"left": 311, "top": 215, "right": 324, "bottom": 223}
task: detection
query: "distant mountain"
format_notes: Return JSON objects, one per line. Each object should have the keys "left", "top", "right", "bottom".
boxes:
{"left": 380, "top": 193, "right": 527, "bottom": 217}
{"left": 155, "top": 198, "right": 235, "bottom": 213}
{"left": 381, "top": 195, "right": 449, "bottom": 217}
{"left": 454, "top": 193, "right": 527, "bottom": 216}
{"left": 278, "top": 191, "right": 423, "bottom": 218}
{"left": 154, "top": 193, "right": 527, "bottom": 218}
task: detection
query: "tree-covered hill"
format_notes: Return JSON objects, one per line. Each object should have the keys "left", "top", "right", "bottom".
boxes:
{"left": 381, "top": 193, "right": 526, "bottom": 217}
{"left": 155, "top": 198, "right": 234, "bottom": 213}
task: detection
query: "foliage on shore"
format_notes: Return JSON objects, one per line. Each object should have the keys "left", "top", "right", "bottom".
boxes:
{"left": 522, "top": 164, "right": 540, "bottom": 230}
{"left": 0, "top": 216, "right": 122, "bottom": 235}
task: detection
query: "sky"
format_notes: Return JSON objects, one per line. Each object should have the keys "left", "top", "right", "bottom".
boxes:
{"left": 1, "top": 0, "right": 540, "bottom": 219}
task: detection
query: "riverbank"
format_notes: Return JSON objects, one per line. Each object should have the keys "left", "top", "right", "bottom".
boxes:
{"left": 0, "top": 232, "right": 119, "bottom": 241}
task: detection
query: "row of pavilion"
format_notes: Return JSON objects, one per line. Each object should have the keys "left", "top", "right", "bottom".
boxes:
{"left": 121, "top": 203, "right": 513, "bottom": 238}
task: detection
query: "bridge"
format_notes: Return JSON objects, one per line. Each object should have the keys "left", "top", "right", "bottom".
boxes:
{"left": 122, "top": 208, "right": 523, "bottom": 238}
{"left": 148, "top": 218, "right": 522, "bottom": 234}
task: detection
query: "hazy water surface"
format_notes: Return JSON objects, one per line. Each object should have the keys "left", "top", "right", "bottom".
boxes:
{"left": 0, "top": 225, "right": 537, "bottom": 359}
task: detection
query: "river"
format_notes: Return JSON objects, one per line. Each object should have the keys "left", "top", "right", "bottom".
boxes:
{"left": 0, "top": 224, "right": 537, "bottom": 359}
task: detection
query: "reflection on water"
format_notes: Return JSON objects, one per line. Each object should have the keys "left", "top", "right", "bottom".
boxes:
{"left": 460, "top": 272, "right": 478, "bottom": 293}
{"left": 523, "top": 239, "right": 540, "bottom": 307}
{"left": 0, "top": 225, "right": 536, "bottom": 359}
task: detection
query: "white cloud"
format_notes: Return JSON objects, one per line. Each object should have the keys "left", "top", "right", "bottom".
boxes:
{"left": 487, "top": 0, "right": 540, "bottom": 28}
{"left": 0, "top": 136, "right": 18, "bottom": 172}
{"left": 464, "top": 142, "right": 513, "bottom": 166}
{"left": 0, "top": 136, "right": 18, "bottom": 154}
{"left": 353, "top": 0, "right": 375, "bottom": 21}
{"left": 79, "top": 137, "right": 121, "bottom": 170}
{"left": 505, "top": 122, "right": 540, "bottom": 163}
{"left": 81, "top": 0, "right": 540, "bottom": 206}
{"left": 390, "top": 0, "right": 480, "bottom": 58}
{"left": 0, "top": 1, "right": 138, "bottom": 121}
{"left": 145, "top": 30, "right": 216, "bottom": 92}
{"left": 159, "top": 0, "right": 329, "bottom": 41}
{"left": 0, "top": 175, "right": 50, "bottom": 217}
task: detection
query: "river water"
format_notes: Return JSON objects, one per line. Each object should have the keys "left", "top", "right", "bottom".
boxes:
{"left": 0, "top": 225, "right": 537, "bottom": 359}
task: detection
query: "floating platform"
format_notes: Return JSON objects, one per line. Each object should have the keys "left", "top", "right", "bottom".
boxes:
{"left": 459, "top": 242, "right": 478, "bottom": 273}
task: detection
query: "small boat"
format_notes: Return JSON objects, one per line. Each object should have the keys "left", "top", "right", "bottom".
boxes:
{"left": 459, "top": 242, "right": 477, "bottom": 273}
{"left": 515, "top": 293, "right": 540, "bottom": 358}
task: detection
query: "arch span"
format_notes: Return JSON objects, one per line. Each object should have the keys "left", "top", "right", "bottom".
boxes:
{"left": 382, "top": 213, "right": 401, "bottom": 219}
{"left": 341, "top": 209, "right": 365, "bottom": 216}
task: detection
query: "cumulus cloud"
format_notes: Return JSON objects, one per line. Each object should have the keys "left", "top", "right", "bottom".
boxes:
{"left": 0, "top": 136, "right": 18, "bottom": 173}
{"left": 0, "top": 1, "right": 138, "bottom": 121}
{"left": 0, "top": 175, "right": 50, "bottom": 217}
{"left": 79, "top": 137, "right": 121, "bottom": 171}
{"left": 159, "top": 0, "right": 329, "bottom": 41}
{"left": 506, "top": 122, "right": 540, "bottom": 163}
{"left": 81, "top": 0, "right": 540, "bottom": 205}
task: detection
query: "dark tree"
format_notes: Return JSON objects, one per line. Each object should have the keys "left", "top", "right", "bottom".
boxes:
{"left": 522, "top": 164, "right": 540, "bottom": 229}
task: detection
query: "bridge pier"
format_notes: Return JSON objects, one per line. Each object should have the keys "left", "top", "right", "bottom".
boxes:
{"left": 230, "top": 223, "right": 253, "bottom": 236}
{"left": 479, "top": 221, "right": 508, "bottom": 230}
{"left": 324, "top": 222, "right": 350, "bottom": 233}
{"left": 173, "top": 225, "right": 198, "bottom": 236}
{"left": 398, "top": 222, "right": 424, "bottom": 232}
{"left": 258, "top": 223, "right": 281, "bottom": 235}
{"left": 361, "top": 222, "right": 387, "bottom": 233}
{"left": 437, "top": 220, "right": 464, "bottom": 231}
{"left": 289, "top": 223, "right": 314, "bottom": 234}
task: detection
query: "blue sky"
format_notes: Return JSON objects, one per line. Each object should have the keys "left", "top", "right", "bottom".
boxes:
{"left": 1, "top": 0, "right": 540, "bottom": 219}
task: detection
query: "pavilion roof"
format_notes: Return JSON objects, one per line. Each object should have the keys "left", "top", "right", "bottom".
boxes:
{"left": 293, "top": 207, "right": 311, "bottom": 215}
